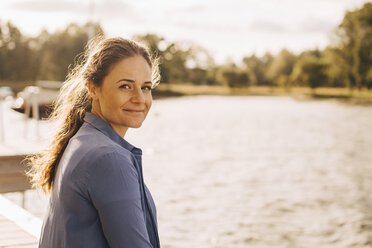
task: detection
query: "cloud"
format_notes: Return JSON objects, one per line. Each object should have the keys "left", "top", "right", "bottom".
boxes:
{"left": 248, "top": 20, "right": 288, "bottom": 33}
{"left": 12, "top": 0, "right": 85, "bottom": 13}
{"left": 298, "top": 17, "right": 336, "bottom": 33}
{"left": 11, "top": 0, "right": 134, "bottom": 18}
{"left": 172, "top": 4, "right": 207, "bottom": 14}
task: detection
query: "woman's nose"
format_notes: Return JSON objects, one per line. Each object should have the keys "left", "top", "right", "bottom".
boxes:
{"left": 131, "top": 87, "right": 145, "bottom": 103}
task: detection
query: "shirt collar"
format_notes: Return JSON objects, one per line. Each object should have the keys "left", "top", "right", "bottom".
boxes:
{"left": 83, "top": 112, "right": 142, "bottom": 155}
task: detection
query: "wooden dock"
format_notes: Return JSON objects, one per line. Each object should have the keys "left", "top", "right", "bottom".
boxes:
{"left": 0, "top": 100, "right": 49, "bottom": 247}
{"left": 0, "top": 213, "right": 38, "bottom": 248}
{"left": 0, "top": 195, "right": 41, "bottom": 248}
{"left": 0, "top": 155, "right": 41, "bottom": 248}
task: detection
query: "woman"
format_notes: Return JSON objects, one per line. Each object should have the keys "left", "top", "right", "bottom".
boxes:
{"left": 28, "top": 37, "right": 161, "bottom": 248}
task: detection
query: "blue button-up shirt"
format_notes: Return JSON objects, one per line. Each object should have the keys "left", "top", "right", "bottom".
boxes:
{"left": 39, "top": 112, "right": 160, "bottom": 248}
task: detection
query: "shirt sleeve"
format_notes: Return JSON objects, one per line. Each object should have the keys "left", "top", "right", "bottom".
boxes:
{"left": 87, "top": 151, "right": 153, "bottom": 248}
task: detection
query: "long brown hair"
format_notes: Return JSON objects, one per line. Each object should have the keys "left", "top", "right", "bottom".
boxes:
{"left": 28, "top": 37, "right": 160, "bottom": 193}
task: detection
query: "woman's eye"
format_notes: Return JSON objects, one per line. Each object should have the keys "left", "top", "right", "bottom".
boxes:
{"left": 119, "top": 84, "right": 130, "bottom": 89}
{"left": 142, "top": 86, "right": 152, "bottom": 91}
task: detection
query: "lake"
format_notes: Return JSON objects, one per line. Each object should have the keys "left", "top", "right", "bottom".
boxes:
{"left": 4, "top": 95, "right": 372, "bottom": 248}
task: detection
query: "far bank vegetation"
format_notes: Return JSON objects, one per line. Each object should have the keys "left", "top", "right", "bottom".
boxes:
{"left": 1, "top": 3, "right": 372, "bottom": 101}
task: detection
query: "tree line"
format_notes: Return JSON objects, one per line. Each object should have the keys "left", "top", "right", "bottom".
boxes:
{"left": 0, "top": 2, "right": 371, "bottom": 91}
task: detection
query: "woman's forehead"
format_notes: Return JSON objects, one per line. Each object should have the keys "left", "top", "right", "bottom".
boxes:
{"left": 106, "top": 56, "right": 152, "bottom": 82}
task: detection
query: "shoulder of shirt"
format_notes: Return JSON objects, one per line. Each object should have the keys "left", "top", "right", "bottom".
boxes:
{"left": 70, "top": 123, "right": 134, "bottom": 162}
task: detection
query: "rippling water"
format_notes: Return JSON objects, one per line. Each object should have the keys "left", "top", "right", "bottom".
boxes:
{"left": 5, "top": 96, "right": 372, "bottom": 247}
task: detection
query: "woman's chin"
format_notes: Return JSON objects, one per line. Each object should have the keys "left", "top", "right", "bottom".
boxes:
{"left": 129, "top": 122, "right": 143, "bottom": 129}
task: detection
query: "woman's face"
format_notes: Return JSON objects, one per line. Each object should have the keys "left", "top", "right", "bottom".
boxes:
{"left": 89, "top": 55, "right": 153, "bottom": 137}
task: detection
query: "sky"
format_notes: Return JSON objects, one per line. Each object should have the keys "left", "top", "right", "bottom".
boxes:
{"left": 0, "top": 0, "right": 370, "bottom": 63}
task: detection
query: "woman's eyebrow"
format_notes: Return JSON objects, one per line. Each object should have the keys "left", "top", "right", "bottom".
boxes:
{"left": 115, "top": 78, "right": 135, "bottom": 84}
{"left": 115, "top": 79, "right": 152, "bottom": 85}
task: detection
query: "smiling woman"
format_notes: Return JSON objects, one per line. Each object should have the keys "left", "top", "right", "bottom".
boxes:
{"left": 27, "top": 37, "right": 161, "bottom": 248}
{"left": 88, "top": 56, "right": 154, "bottom": 137}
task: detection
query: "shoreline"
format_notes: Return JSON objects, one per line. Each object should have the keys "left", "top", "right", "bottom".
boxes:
{"left": 153, "top": 84, "right": 372, "bottom": 105}
{"left": 2, "top": 81, "right": 371, "bottom": 105}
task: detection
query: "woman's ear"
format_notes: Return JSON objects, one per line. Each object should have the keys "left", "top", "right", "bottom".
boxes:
{"left": 87, "top": 82, "right": 99, "bottom": 100}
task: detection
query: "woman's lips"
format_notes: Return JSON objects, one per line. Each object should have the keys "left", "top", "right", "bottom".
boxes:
{"left": 124, "top": 109, "right": 144, "bottom": 113}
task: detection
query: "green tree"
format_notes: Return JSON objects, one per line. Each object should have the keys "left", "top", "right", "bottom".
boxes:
{"left": 266, "top": 49, "right": 297, "bottom": 89}
{"left": 291, "top": 55, "right": 328, "bottom": 92}
{"left": 188, "top": 68, "right": 208, "bottom": 85}
{"left": 184, "top": 44, "right": 215, "bottom": 85}
{"left": 217, "top": 65, "right": 251, "bottom": 88}
{"left": 133, "top": 34, "right": 191, "bottom": 84}
{"left": 38, "top": 22, "right": 104, "bottom": 81}
{"left": 323, "top": 47, "right": 350, "bottom": 88}
{"left": 162, "top": 43, "right": 191, "bottom": 83}
{"left": 132, "top": 33, "right": 164, "bottom": 58}
{"left": 0, "top": 21, "right": 40, "bottom": 81}
{"left": 366, "top": 68, "right": 372, "bottom": 89}
{"left": 334, "top": 3, "right": 372, "bottom": 90}
{"left": 242, "top": 53, "right": 273, "bottom": 86}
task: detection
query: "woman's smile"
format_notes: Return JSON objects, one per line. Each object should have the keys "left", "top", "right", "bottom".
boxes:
{"left": 123, "top": 109, "right": 145, "bottom": 114}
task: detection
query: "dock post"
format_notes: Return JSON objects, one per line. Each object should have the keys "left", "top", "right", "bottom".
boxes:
{"left": 0, "top": 87, "right": 13, "bottom": 143}
{"left": 0, "top": 100, "right": 3, "bottom": 143}
{"left": 22, "top": 191, "right": 26, "bottom": 209}
{"left": 23, "top": 87, "right": 40, "bottom": 140}
{"left": 31, "top": 91, "right": 40, "bottom": 139}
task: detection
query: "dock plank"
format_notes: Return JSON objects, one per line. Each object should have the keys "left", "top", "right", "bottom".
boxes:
{"left": 0, "top": 213, "right": 37, "bottom": 248}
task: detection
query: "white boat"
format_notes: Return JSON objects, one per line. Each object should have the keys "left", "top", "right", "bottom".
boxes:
{"left": 11, "top": 81, "right": 62, "bottom": 119}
